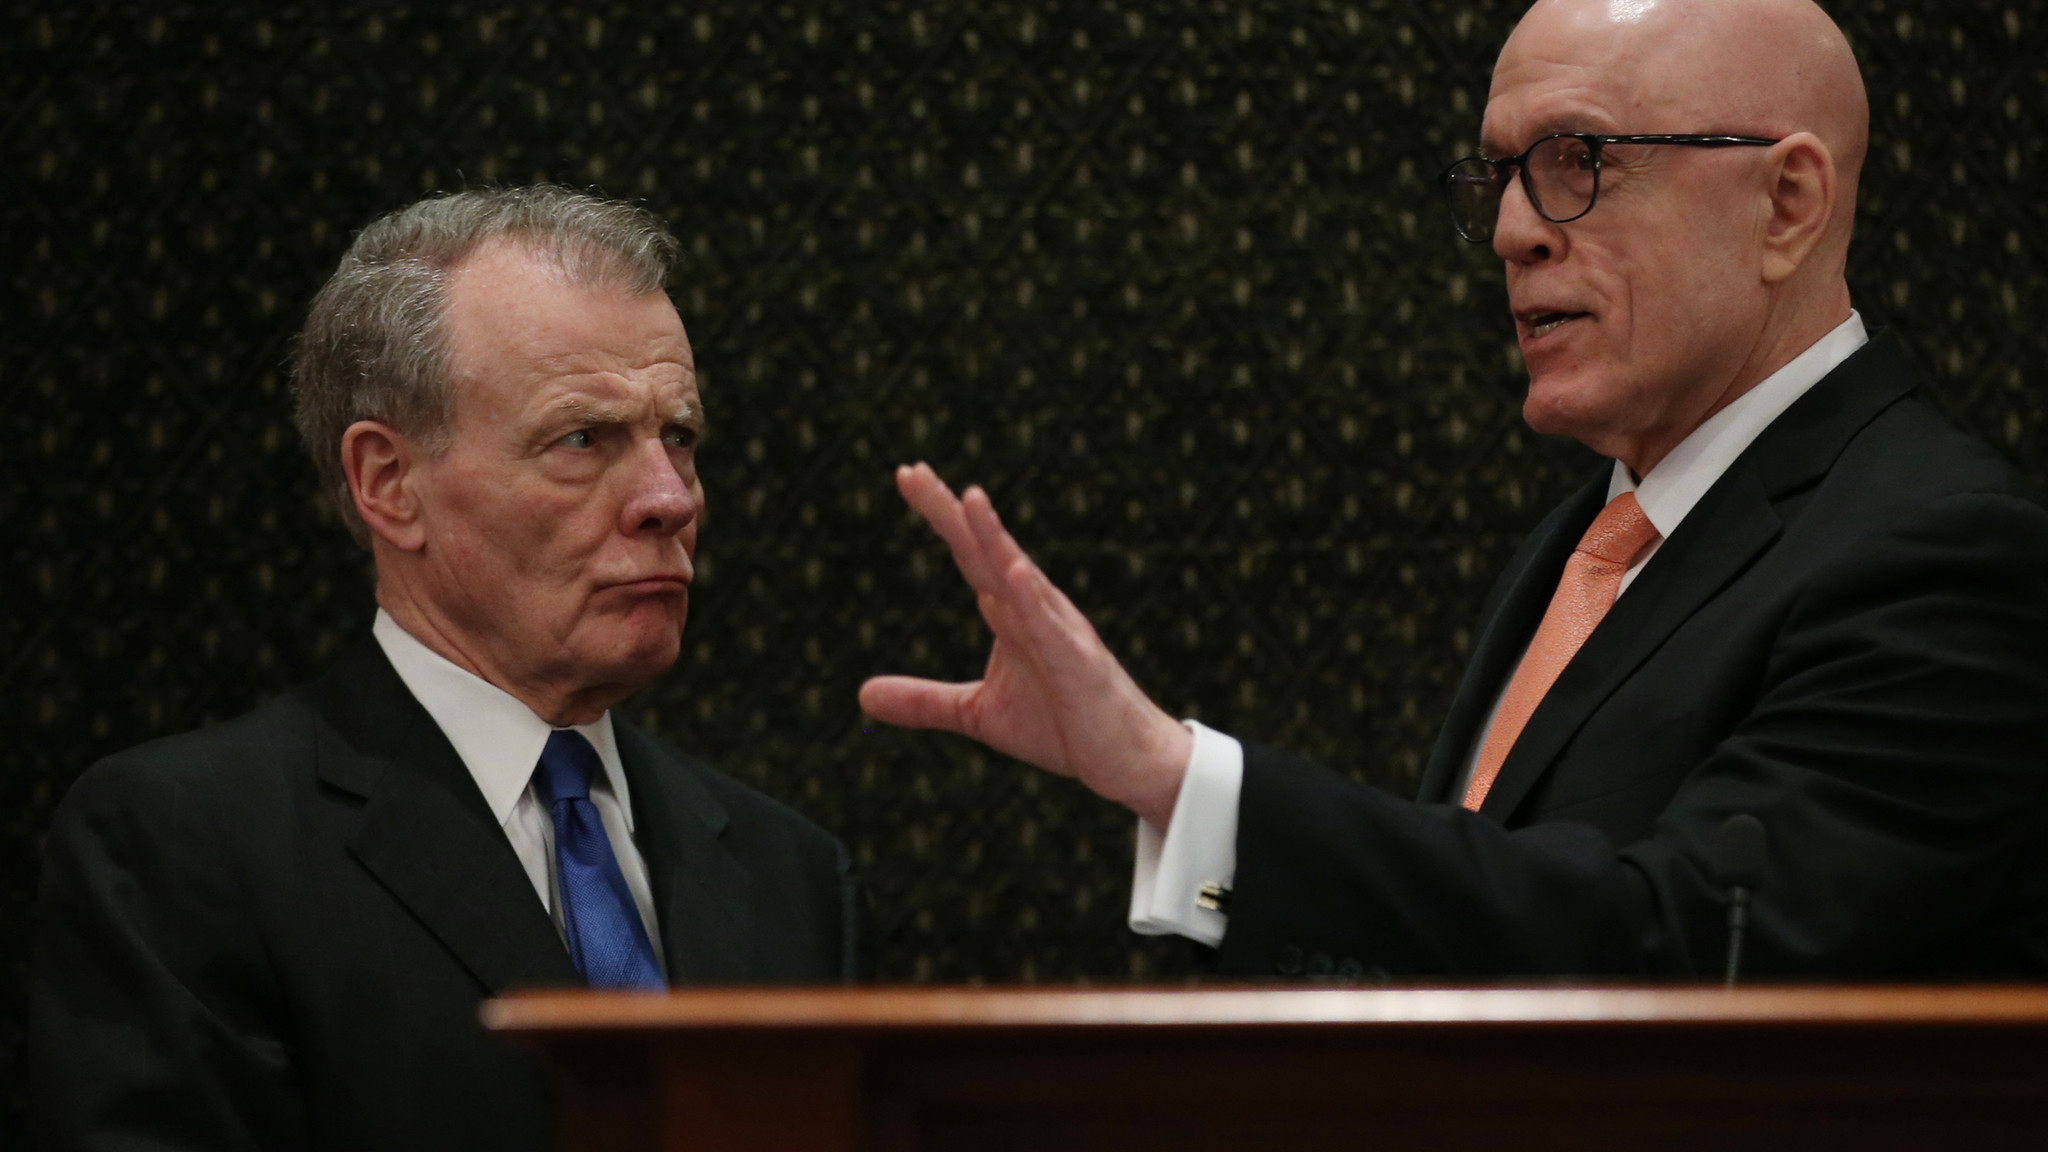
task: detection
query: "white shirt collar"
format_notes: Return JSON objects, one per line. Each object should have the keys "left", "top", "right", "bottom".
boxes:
{"left": 1608, "top": 311, "right": 1869, "bottom": 536}
{"left": 371, "top": 608, "right": 635, "bottom": 831}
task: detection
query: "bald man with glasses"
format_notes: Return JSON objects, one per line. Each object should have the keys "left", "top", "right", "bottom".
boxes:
{"left": 861, "top": 0, "right": 2048, "bottom": 979}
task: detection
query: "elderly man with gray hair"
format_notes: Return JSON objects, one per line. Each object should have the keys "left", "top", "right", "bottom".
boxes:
{"left": 32, "top": 186, "right": 865, "bottom": 1151}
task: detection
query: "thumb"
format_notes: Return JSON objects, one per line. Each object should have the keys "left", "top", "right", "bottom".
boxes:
{"left": 858, "top": 675, "right": 978, "bottom": 734}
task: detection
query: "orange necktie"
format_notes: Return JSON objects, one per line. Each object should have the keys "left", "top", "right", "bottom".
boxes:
{"left": 1463, "top": 491, "right": 1660, "bottom": 810}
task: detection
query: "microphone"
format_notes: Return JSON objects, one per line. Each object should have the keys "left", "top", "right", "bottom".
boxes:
{"left": 1713, "top": 814, "right": 1768, "bottom": 989}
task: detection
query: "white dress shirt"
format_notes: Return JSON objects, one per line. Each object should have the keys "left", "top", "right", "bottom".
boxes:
{"left": 372, "top": 609, "right": 667, "bottom": 974}
{"left": 1131, "top": 312, "right": 1871, "bottom": 947}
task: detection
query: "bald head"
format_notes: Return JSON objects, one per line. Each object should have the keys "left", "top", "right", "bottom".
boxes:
{"left": 1498, "top": 0, "right": 1867, "bottom": 255}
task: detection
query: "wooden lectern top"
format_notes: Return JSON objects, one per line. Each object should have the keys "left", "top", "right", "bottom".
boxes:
{"left": 483, "top": 982, "right": 2048, "bottom": 1035}
{"left": 484, "top": 987, "right": 2048, "bottom": 1152}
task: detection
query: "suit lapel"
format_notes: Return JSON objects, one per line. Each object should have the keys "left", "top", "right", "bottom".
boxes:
{"left": 1473, "top": 332, "right": 1920, "bottom": 822}
{"left": 614, "top": 722, "right": 758, "bottom": 983}
{"left": 1416, "top": 479, "right": 1606, "bottom": 803}
{"left": 1476, "top": 466, "right": 1782, "bottom": 820}
{"left": 308, "top": 639, "right": 580, "bottom": 993}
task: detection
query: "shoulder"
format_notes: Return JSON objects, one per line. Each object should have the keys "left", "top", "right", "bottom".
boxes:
{"left": 1760, "top": 391, "right": 2048, "bottom": 661}
{"left": 1804, "top": 391, "right": 2048, "bottom": 555}
{"left": 1745, "top": 331, "right": 2044, "bottom": 531}
{"left": 39, "top": 688, "right": 335, "bottom": 943}
{"left": 55, "top": 688, "right": 322, "bottom": 835}
{"left": 1849, "top": 391, "right": 2040, "bottom": 500}
{"left": 1725, "top": 333, "right": 2048, "bottom": 548}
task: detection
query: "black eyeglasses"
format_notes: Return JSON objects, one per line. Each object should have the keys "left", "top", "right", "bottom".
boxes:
{"left": 1440, "top": 133, "right": 1782, "bottom": 243}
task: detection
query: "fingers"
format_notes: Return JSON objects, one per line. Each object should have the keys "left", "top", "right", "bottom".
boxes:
{"left": 888, "top": 459, "right": 1081, "bottom": 671}
{"left": 897, "top": 464, "right": 1051, "bottom": 619}
{"left": 959, "top": 482, "right": 1097, "bottom": 626}
{"left": 897, "top": 463, "right": 1001, "bottom": 594}
{"left": 963, "top": 490, "right": 1096, "bottom": 639}
{"left": 895, "top": 463, "right": 969, "bottom": 551}
{"left": 858, "top": 674, "right": 979, "bottom": 734}
{"left": 999, "top": 554, "right": 1104, "bottom": 672}
{"left": 959, "top": 486, "right": 1035, "bottom": 585}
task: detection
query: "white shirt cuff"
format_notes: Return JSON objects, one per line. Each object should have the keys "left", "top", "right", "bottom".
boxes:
{"left": 1128, "top": 720, "right": 1243, "bottom": 947}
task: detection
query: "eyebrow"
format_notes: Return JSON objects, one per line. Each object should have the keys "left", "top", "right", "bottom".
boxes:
{"left": 1483, "top": 114, "right": 1615, "bottom": 156}
{"left": 543, "top": 396, "right": 698, "bottom": 425}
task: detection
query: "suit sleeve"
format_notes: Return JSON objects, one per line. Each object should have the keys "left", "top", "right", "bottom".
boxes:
{"left": 1215, "top": 490, "right": 2048, "bottom": 978}
{"left": 31, "top": 756, "right": 305, "bottom": 1151}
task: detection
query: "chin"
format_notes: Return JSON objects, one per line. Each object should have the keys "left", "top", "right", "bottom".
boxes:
{"left": 1521, "top": 370, "right": 1627, "bottom": 450}
{"left": 1521, "top": 384, "right": 1583, "bottom": 440}
{"left": 574, "top": 609, "right": 685, "bottom": 688}
{"left": 616, "top": 623, "right": 685, "bottom": 677}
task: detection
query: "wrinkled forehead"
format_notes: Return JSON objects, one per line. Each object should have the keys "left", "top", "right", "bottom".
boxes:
{"left": 440, "top": 244, "right": 699, "bottom": 426}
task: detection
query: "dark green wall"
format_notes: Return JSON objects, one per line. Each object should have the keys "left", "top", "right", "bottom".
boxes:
{"left": 6, "top": 0, "right": 2046, "bottom": 1140}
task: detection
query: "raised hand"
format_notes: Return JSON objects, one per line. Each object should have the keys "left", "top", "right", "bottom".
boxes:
{"left": 858, "top": 463, "right": 1193, "bottom": 827}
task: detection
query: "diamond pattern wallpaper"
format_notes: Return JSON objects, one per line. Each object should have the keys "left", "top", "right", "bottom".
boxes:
{"left": 5, "top": 0, "right": 2046, "bottom": 1140}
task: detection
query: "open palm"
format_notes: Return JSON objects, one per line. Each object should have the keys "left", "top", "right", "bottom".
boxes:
{"left": 858, "top": 464, "right": 1191, "bottom": 827}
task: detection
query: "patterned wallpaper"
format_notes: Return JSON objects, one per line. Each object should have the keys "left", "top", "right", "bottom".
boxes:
{"left": 5, "top": 0, "right": 2046, "bottom": 1140}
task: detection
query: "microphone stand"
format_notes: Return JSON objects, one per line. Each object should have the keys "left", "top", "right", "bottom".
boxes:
{"left": 1713, "top": 813, "right": 1767, "bottom": 989}
{"left": 1723, "top": 883, "right": 1751, "bottom": 990}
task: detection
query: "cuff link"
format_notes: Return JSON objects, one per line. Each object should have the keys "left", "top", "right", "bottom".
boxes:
{"left": 1196, "top": 881, "right": 1232, "bottom": 912}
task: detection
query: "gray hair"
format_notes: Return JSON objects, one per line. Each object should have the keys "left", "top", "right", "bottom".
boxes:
{"left": 293, "top": 185, "right": 681, "bottom": 546}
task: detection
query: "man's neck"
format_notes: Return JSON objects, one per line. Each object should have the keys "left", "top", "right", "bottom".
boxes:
{"left": 373, "top": 580, "right": 615, "bottom": 727}
{"left": 1619, "top": 295, "right": 1855, "bottom": 476}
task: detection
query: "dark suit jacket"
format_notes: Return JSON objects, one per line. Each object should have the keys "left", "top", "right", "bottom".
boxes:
{"left": 1216, "top": 332, "right": 2048, "bottom": 980}
{"left": 32, "top": 637, "right": 866, "bottom": 1151}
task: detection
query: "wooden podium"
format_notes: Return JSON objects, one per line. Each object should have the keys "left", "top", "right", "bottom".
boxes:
{"left": 484, "top": 986, "right": 2048, "bottom": 1151}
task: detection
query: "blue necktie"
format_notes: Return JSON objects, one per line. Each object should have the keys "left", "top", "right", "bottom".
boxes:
{"left": 533, "top": 730, "right": 664, "bottom": 989}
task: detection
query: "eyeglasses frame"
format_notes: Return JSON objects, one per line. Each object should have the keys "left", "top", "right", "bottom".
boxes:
{"left": 1441, "top": 133, "right": 1785, "bottom": 243}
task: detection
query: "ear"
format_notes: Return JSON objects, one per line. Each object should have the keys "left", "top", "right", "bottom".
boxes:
{"left": 341, "top": 420, "right": 429, "bottom": 553}
{"left": 1759, "top": 132, "right": 1838, "bottom": 284}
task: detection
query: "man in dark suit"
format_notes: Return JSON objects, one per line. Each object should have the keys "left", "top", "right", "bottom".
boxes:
{"left": 860, "top": 0, "right": 2048, "bottom": 977}
{"left": 33, "top": 187, "right": 864, "bottom": 1151}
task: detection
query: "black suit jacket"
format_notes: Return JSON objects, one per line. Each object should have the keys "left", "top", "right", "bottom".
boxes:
{"left": 1216, "top": 333, "right": 2048, "bottom": 979}
{"left": 32, "top": 637, "right": 865, "bottom": 1151}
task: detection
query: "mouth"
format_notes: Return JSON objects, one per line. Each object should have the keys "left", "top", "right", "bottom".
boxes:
{"left": 607, "top": 574, "right": 692, "bottom": 596}
{"left": 1519, "top": 310, "right": 1592, "bottom": 339}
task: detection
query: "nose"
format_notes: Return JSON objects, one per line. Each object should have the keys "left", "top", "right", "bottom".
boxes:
{"left": 617, "top": 436, "right": 699, "bottom": 538}
{"left": 1491, "top": 169, "right": 1559, "bottom": 266}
